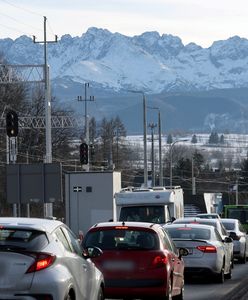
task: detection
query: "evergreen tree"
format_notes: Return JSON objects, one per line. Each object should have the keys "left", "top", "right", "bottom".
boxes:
{"left": 167, "top": 133, "right": 173, "bottom": 144}
{"left": 220, "top": 134, "right": 225, "bottom": 144}
{"left": 191, "top": 134, "right": 197, "bottom": 144}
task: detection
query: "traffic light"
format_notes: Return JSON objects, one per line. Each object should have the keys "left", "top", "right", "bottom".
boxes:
{"left": 6, "top": 110, "right": 18, "bottom": 137}
{"left": 80, "top": 143, "right": 88, "bottom": 164}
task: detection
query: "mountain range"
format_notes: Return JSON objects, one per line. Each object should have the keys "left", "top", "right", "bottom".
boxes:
{"left": 1, "top": 27, "right": 248, "bottom": 134}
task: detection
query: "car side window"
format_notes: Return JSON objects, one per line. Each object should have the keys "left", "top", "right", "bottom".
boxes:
{"left": 219, "top": 222, "right": 228, "bottom": 236}
{"left": 238, "top": 222, "right": 245, "bottom": 233}
{"left": 54, "top": 227, "right": 72, "bottom": 252}
{"left": 159, "top": 228, "right": 177, "bottom": 254}
{"left": 62, "top": 227, "right": 83, "bottom": 256}
{"left": 214, "top": 229, "right": 223, "bottom": 242}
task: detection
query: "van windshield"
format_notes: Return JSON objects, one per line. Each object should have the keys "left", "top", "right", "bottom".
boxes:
{"left": 119, "top": 205, "right": 165, "bottom": 224}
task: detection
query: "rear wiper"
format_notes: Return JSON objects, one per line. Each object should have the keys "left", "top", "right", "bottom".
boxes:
{"left": 0, "top": 244, "right": 26, "bottom": 251}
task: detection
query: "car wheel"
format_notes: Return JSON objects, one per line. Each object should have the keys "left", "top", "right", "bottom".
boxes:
{"left": 165, "top": 278, "right": 173, "bottom": 300}
{"left": 215, "top": 264, "right": 225, "bottom": 283}
{"left": 225, "top": 264, "right": 232, "bottom": 280}
{"left": 172, "top": 286, "right": 184, "bottom": 300}
{"left": 231, "top": 255, "right": 234, "bottom": 268}
{"left": 64, "top": 293, "right": 73, "bottom": 300}
{"left": 239, "top": 249, "right": 246, "bottom": 264}
{"left": 97, "top": 286, "right": 104, "bottom": 300}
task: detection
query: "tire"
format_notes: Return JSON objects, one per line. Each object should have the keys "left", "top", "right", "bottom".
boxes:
{"left": 231, "top": 255, "right": 235, "bottom": 268}
{"left": 64, "top": 293, "right": 73, "bottom": 300}
{"left": 225, "top": 264, "right": 232, "bottom": 280}
{"left": 215, "top": 264, "right": 225, "bottom": 284}
{"left": 239, "top": 248, "right": 246, "bottom": 264}
{"left": 165, "top": 278, "right": 173, "bottom": 300}
{"left": 173, "top": 286, "right": 184, "bottom": 300}
{"left": 97, "top": 286, "right": 104, "bottom": 300}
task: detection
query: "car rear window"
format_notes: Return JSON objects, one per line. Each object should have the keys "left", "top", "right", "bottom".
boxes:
{"left": 166, "top": 227, "right": 211, "bottom": 240}
{"left": 84, "top": 228, "right": 159, "bottom": 250}
{"left": 222, "top": 222, "right": 235, "bottom": 230}
{"left": 0, "top": 228, "right": 49, "bottom": 250}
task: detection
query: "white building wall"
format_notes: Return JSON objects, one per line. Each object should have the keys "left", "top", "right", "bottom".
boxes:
{"left": 65, "top": 171, "right": 121, "bottom": 235}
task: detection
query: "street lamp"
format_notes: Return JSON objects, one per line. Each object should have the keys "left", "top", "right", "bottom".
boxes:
{"left": 128, "top": 90, "right": 148, "bottom": 187}
{"left": 147, "top": 106, "right": 163, "bottom": 186}
{"left": 169, "top": 139, "right": 188, "bottom": 187}
{"left": 149, "top": 122, "right": 157, "bottom": 186}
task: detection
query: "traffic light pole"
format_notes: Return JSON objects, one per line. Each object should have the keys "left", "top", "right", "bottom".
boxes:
{"left": 33, "top": 16, "right": 57, "bottom": 217}
{"left": 77, "top": 83, "right": 94, "bottom": 171}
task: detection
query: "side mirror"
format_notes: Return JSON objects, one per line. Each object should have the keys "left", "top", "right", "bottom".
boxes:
{"left": 224, "top": 236, "right": 233, "bottom": 243}
{"left": 228, "top": 231, "right": 237, "bottom": 239}
{"left": 178, "top": 247, "right": 189, "bottom": 259}
{"left": 83, "top": 246, "right": 103, "bottom": 259}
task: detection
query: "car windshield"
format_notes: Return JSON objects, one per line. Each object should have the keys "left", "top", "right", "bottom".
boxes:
{"left": 0, "top": 228, "right": 49, "bottom": 250}
{"left": 84, "top": 228, "right": 159, "bottom": 250}
{"left": 119, "top": 205, "right": 165, "bottom": 224}
{"left": 166, "top": 227, "right": 211, "bottom": 240}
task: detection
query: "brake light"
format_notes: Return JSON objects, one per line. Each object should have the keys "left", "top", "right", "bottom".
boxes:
{"left": 151, "top": 255, "right": 168, "bottom": 268}
{"left": 196, "top": 245, "right": 216, "bottom": 253}
{"left": 26, "top": 253, "right": 56, "bottom": 273}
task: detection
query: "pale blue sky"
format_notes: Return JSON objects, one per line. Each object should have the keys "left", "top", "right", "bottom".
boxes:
{"left": 0, "top": 0, "right": 248, "bottom": 47}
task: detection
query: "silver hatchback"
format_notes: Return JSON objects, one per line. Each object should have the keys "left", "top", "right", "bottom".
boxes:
{"left": 0, "top": 217, "right": 104, "bottom": 300}
{"left": 164, "top": 223, "right": 233, "bottom": 283}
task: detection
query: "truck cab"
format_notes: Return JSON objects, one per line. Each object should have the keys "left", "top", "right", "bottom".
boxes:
{"left": 114, "top": 186, "right": 184, "bottom": 224}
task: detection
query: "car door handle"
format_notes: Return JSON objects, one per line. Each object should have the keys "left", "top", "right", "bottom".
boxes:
{"left": 82, "top": 264, "right": 87, "bottom": 271}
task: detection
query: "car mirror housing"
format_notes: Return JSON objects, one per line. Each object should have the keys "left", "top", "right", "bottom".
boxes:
{"left": 224, "top": 236, "right": 233, "bottom": 243}
{"left": 178, "top": 247, "right": 189, "bottom": 259}
{"left": 83, "top": 246, "right": 103, "bottom": 259}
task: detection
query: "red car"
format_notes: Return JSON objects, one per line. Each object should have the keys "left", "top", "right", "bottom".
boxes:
{"left": 83, "top": 221, "right": 188, "bottom": 300}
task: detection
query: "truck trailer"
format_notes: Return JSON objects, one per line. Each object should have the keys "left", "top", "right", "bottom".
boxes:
{"left": 113, "top": 186, "right": 184, "bottom": 224}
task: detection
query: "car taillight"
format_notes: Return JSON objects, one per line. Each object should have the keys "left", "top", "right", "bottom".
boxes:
{"left": 196, "top": 245, "right": 216, "bottom": 253}
{"left": 26, "top": 253, "right": 56, "bottom": 273}
{"left": 151, "top": 255, "right": 168, "bottom": 268}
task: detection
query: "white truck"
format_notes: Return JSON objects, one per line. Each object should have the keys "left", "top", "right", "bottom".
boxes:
{"left": 113, "top": 186, "right": 184, "bottom": 224}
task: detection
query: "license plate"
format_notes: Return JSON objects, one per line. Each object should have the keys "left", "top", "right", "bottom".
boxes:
{"left": 187, "top": 248, "right": 193, "bottom": 255}
{"left": 103, "top": 260, "right": 134, "bottom": 271}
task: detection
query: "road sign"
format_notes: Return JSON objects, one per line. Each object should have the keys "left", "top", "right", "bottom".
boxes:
{"left": 73, "top": 186, "right": 82, "bottom": 192}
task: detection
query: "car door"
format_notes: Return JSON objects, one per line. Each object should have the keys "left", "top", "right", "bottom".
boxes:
{"left": 238, "top": 222, "right": 248, "bottom": 257}
{"left": 215, "top": 227, "right": 231, "bottom": 273}
{"left": 56, "top": 227, "right": 89, "bottom": 300}
{"left": 217, "top": 222, "right": 233, "bottom": 267}
{"left": 63, "top": 226, "right": 99, "bottom": 300}
{"left": 159, "top": 228, "right": 184, "bottom": 295}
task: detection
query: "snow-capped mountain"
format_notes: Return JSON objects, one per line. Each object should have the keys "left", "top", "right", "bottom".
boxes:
{"left": 1, "top": 27, "right": 248, "bottom": 93}
{"left": 2, "top": 28, "right": 248, "bottom": 134}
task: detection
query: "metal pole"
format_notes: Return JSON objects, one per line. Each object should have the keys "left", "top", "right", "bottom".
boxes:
{"left": 84, "top": 83, "right": 89, "bottom": 171}
{"left": 192, "top": 156, "right": 196, "bottom": 195}
{"left": 143, "top": 94, "right": 148, "bottom": 187}
{"left": 169, "top": 140, "right": 188, "bottom": 187}
{"left": 236, "top": 178, "right": 239, "bottom": 205}
{"left": 158, "top": 111, "right": 163, "bottom": 186}
{"left": 43, "top": 16, "right": 52, "bottom": 164}
{"left": 149, "top": 123, "right": 156, "bottom": 187}
{"left": 128, "top": 90, "right": 147, "bottom": 187}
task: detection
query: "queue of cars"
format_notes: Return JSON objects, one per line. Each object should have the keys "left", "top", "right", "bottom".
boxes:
{"left": 1, "top": 213, "right": 247, "bottom": 300}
